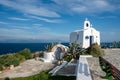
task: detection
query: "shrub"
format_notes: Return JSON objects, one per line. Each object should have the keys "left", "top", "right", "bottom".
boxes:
{"left": 45, "top": 43, "right": 56, "bottom": 52}
{"left": 10, "top": 58, "right": 20, "bottom": 66}
{"left": 18, "top": 48, "right": 32, "bottom": 60}
{"left": 68, "top": 42, "right": 79, "bottom": 59}
{"left": 0, "top": 55, "right": 6, "bottom": 65}
{"left": 86, "top": 43, "right": 104, "bottom": 57}
{"left": 14, "top": 54, "right": 25, "bottom": 62}
{"left": 0, "top": 54, "right": 20, "bottom": 68}
{"left": 5, "top": 77, "right": 10, "bottom": 80}
{"left": 0, "top": 49, "right": 31, "bottom": 71}
{"left": 67, "top": 42, "right": 84, "bottom": 60}
{"left": 0, "top": 63, "right": 3, "bottom": 71}
{"left": 3, "top": 54, "right": 20, "bottom": 66}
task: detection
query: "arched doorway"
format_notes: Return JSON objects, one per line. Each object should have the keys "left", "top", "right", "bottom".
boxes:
{"left": 55, "top": 47, "right": 63, "bottom": 60}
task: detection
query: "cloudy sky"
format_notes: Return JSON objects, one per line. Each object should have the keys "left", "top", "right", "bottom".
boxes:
{"left": 0, "top": 0, "right": 120, "bottom": 43}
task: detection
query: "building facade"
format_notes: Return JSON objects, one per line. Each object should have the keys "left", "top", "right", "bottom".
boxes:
{"left": 70, "top": 18, "right": 100, "bottom": 48}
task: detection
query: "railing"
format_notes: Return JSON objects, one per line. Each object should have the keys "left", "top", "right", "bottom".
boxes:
{"left": 99, "top": 56, "right": 120, "bottom": 80}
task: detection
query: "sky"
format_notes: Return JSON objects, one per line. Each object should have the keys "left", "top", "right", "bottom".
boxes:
{"left": 0, "top": 0, "right": 120, "bottom": 43}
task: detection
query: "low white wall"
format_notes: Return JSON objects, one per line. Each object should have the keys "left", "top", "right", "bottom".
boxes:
{"left": 44, "top": 52, "right": 55, "bottom": 62}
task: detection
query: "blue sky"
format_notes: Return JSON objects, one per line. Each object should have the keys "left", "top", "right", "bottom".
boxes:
{"left": 0, "top": 0, "right": 120, "bottom": 43}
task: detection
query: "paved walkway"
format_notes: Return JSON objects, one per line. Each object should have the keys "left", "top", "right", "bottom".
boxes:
{"left": 87, "top": 57, "right": 105, "bottom": 80}
{"left": 0, "top": 59, "right": 55, "bottom": 78}
{"left": 87, "top": 49, "right": 120, "bottom": 80}
{"left": 76, "top": 56, "right": 92, "bottom": 80}
{"left": 103, "top": 49, "right": 120, "bottom": 70}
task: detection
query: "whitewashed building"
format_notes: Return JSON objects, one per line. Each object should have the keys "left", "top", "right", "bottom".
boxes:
{"left": 70, "top": 18, "right": 100, "bottom": 48}
{"left": 40, "top": 44, "right": 69, "bottom": 62}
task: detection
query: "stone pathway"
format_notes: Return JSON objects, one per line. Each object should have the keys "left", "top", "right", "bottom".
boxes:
{"left": 103, "top": 49, "right": 120, "bottom": 70}
{"left": 0, "top": 59, "right": 55, "bottom": 78}
{"left": 87, "top": 57, "right": 105, "bottom": 80}
{"left": 87, "top": 49, "right": 120, "bottom": 80}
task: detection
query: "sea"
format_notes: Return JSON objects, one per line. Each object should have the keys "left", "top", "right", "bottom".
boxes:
{"left": 0, "top": 42, "right": 112, "bottom": 55}
{"left": 0, "top": 43, "right": 69, "bottom": 55}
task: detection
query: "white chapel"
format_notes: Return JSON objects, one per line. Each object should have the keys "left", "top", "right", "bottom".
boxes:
{"left": 70, "top": 18, "right": 100, "bottom": 48}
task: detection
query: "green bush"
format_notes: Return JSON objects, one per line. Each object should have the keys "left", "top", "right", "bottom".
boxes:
{"left": 0, "top": 55, "right": 6, "bottom": 65}
{"left": 0, "top": 54, "right": 20, "bottom": 69}
{"left": 45, "top": 43, "right": 56, "bottom": 52}
{"left": 4, "top": 77, "right": 10, "bottom": 80}
{"left": 0, "top": 63, "right": 3, "bottom": 71}
{"left": 64, "top": 55, "right": 72, "bottom": 62}
{"left": 86, "top": 43, "right": 104, "bottom": 57}
{"left": 8, "top": 57, "right": 20, "bottom": 66}
{"left": 3, "top": 54, "right": 20, "bottom": 67}
{"left": 18, "top": 48, "right": 32, "bottom": 60}
{"left": 68, "top": 42, "right": 79, "bottom": 59}
{"left": 14, "top": 54, "right": 25, "bottom": 62}
{"left": 0, "top": 48, "right": 32, "bottom": 71}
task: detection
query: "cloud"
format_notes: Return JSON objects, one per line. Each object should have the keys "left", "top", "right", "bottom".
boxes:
{"left": 99, "top": 16, "right": 117, "bottom": 19}
{"left": 33, "top": 24, "right": 42, "bottom": 26}
{"left": 8, "top": 17, "right": 30, "bottom": 21}
{"left": 53, "top": 0, "right": 119, "bottom": 14}
{"left": 0, "top": 27, "right": 68, "bottom": 41}
{"left": 0, "top": 0, "right": 60, "bottom": 18}
{"left": 27, "top": 15, "right": 63, "bottom": 23}
{"left": 0, "top": 0, "right": 119, "bottom": 18}
{"left": 0, "top": 28, "right": 31, "bottom": 39}
{"left": 0, "top": 21, "right": 8, "bottom": 24}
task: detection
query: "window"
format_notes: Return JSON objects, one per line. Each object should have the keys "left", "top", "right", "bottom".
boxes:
{"left": 86, "top": 23, "right": 89, "bottom": 27}
{"left": 77, "top": 34, "right": 79, "bottom": 40}
{"left": 85, "top": 36, "right": 89, "bottom": 39}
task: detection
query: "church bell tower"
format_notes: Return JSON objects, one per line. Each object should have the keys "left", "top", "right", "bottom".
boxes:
{"left": 83, "top": 18, "right": 91, "bottom": 29}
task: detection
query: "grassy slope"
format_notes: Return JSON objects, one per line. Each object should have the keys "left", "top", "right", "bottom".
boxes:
{"left": 2, "top": 71, "right": 75, "bottom": 80}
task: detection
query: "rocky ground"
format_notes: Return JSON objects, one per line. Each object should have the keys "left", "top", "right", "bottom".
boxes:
{"left": 0, "top": 59, "right": 55, "bottom": 78}
{"left": 87, "top": 49, "right": 120, "bottom": 80}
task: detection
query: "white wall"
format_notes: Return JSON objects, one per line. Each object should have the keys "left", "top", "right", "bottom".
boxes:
{"left": 70, "top": 32, "right": 77, "bottom": 43}
{"left": 83, "top": 29, "right": 91, "bottom": 48}
{"left": 91, "top": 28, "right": 100, "bottom": 45}
{"left": 77, "top": 31, "right": 83, "bottom": 46}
